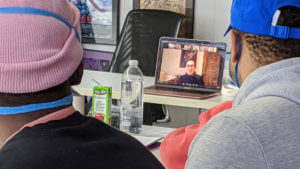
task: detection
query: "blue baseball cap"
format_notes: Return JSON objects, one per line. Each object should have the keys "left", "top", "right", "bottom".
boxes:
{"left": 225, "top": 0, "right": 300, "bottom": 39}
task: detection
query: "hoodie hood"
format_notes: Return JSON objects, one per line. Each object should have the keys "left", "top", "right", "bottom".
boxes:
{"left": 234, "top": 57, "right": 300, "bottom": 106}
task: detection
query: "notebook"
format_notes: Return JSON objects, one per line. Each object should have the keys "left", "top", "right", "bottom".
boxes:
{"left": 144, "top": 37, "right": 227, "bottom": 99}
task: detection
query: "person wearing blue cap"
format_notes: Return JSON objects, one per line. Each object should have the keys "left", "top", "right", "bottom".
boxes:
{"left": 186, "top": 1, "right": 300, "bottom": 168}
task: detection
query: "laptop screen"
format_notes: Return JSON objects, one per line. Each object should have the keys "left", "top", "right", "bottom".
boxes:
{"left": 155, "top": 37, "right": 227, "bottom": 92}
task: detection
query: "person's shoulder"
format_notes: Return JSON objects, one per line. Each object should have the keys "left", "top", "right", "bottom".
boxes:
{"left": 194, "top": 74, "right": 202, "bottom": 78}
{"left": 178, "top": 74, "right": 187, "bottom": 81}
{"left": 186, "top": 96, "right": 300, "bottom": 169}
{"left": 0, "top": 113, "right": 164, "bottom": 169}
{"left": 186, "top": 111, "right": 268, "bottom": 169}
{"left": 180, "top": 74, "right": 187, "bottom": 78}
{"left": 220, "top": 96, "right": 299, "bottom": 124}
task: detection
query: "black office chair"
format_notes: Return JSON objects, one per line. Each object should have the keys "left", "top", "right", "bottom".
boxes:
{"left": 109, "top": 9, "right": 184, "bottom": 125}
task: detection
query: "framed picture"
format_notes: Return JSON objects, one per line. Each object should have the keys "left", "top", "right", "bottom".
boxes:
{"left": 133, "top": 0, "right": 194, "bottom": 38}
{"left": 82, "top": 49, "right": 114, "bottom": 71}
{"left": 70, "top": 0, "right": 119, "bottom": 45}
{"left": 180, "top": 50, "right": 198, "bottom": 68}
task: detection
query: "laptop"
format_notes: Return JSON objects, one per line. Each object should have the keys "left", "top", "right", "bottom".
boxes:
{"left": 144, "top": 37, "right": 227, "bottom": 99}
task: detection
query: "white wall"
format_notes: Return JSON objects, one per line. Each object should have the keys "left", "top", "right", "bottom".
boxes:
{"left": 83, "top": 0, "right": 232, "bottom": 52}
{"left": 194, "top": 0, "right": 232, "bottom": 49}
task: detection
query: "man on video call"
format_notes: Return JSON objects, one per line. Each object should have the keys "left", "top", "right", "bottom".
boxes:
{"left": 177, "top": 60, "right": 204, "bottom": 86}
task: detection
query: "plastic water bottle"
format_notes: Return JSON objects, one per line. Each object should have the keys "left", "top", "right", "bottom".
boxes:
{"left": 120, "top": 60, "right": 144, "bottom": 134}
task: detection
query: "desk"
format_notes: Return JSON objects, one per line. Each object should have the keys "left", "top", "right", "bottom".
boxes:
{"left": 73, "top": 70, "right": 234, "bottom": 110}
{"left": 133, "top": 125, "right": 176, "bottom": 163}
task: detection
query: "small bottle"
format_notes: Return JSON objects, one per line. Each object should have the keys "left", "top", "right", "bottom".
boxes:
{"left": 110, "top": 105, "right": 120, "bottom": 129}
{"left": 120, "top": 60, "right": 144, "bottom": 134}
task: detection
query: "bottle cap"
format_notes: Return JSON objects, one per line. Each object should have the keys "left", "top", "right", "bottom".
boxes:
{"left": 129, "top": 60, "right": 138, "bottom": 66}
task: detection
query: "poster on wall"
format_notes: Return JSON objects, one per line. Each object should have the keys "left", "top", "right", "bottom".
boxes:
{"left": 133, "top": 0, "right": 194, "bottom": 38}
{"left": 70, "top": 0, "right": 119, "bottom": 45}
{"left": 82, "top": 49, "right": 113, "bottom": 71}
{"left": 180, "top": 49, "right": 198, "bottom": 68}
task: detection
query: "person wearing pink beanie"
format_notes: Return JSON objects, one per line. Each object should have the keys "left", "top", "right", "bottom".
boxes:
{"left": 0, "top": 1, "right": 164, "bottom": 169}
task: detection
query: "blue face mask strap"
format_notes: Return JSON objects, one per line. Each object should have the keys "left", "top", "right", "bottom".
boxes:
{"left": 235, "top": 35, "right": 242, "bottom": 88}
{"left": 0, "top": 95, "right": 73, "bottom": 115}
{"left": 0, "top": 7, "right": 80, "bottom": 42}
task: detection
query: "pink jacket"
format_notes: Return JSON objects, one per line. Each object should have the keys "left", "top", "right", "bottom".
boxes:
{"left": 160, "top": 101, "right": 233, "bottom": 169}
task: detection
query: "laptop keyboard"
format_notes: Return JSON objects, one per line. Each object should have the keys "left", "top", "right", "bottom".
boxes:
{"left": 153, "top": 86, "right": 214, "bottom": 95}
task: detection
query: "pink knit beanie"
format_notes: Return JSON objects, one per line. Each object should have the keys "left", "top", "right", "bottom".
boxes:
{"left": 0, "top": 0, "right": 82, "bottom": 94}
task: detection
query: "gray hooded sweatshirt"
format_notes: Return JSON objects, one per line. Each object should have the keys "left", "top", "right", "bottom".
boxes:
{"left": 186, "top": 58, "right": 300, "bottom": 169}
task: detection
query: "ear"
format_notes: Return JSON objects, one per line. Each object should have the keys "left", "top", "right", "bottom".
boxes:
{"left": 69, "top": 62, "right": 83, "bottom": 86}
{"left": 230, "top": 31, "right": 238, "bottom": 63}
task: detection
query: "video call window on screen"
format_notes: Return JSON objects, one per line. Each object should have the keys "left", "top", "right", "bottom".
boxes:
{"left": 158, "top": 42, "right": 223, "bottom": 89}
